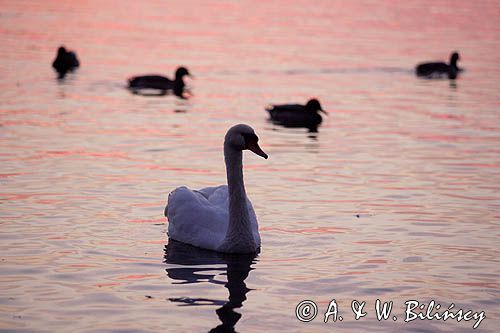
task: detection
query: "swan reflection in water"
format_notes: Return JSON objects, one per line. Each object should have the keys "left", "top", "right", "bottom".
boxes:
{"left": 164, "top": 239, "right": 257, "bottom": 332}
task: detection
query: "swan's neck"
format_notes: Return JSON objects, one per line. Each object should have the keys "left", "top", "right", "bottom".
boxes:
{"left": 220, "top": 145, "right": 256, "bottom": 253}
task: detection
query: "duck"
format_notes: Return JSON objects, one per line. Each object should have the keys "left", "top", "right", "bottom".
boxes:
{"left": 415, "top": 52, "right": 462, "bottom": 79}
{"left": 165, "top": 124, "right": 268, "bottom": 254}
{"left": 52, "top": 46, "right": 79, "bottom": 76}
{"left": 128, "top": 67, "right": 191, "bottom": 96}
{"left": 266, "top": 98, "right": 326, "bottom": 132}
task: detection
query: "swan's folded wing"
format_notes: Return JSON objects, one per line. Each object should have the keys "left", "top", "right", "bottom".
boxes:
{"left": 166, "top": 186, "right": 229, "bottom": 251}
{"left": 195, "top": 185, "right": 227, "bottom": 201}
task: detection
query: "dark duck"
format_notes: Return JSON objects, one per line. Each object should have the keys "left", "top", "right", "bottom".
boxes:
{"left": 415, "top": 52, "right": 462, "bottom": 79}
{"left": 266, "top": 98, "right": 326, "bottom": 132}
{"left": 52, "top": 46, "right": 80, "bottom": 78}
{"left": 128, "top": 67, "right": 191, "bottom": 97}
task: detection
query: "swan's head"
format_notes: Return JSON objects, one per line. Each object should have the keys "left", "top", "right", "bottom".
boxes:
{"left": 306, "top": 98, "right": 327, "bottom": 114}
{"left": 450, "top": 52, "right": 460, "bottom": 64}
{"left": 225, "top": 124, "right": 268, "bottom": 159}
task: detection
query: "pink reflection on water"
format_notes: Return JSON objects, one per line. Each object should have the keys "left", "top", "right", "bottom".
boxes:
{"left": 340, "top": 271, "right": 370, "bottom": 275}
{"left": 128, "top": 218, "right": 164, "bottom": 224}
{"left": 444, "top": 193, "right": 497, "bottom": 201}
{"left": 143, "top": 240, "right": 165, "bottom": 245}
{"left": 1, "top": 0, "right": 499, "bottom": 331}
{"left": 134, "top": 165, "right": 215, "bottom": 174}
{"left": 266, "top": 257, "right": 307, "bottom": 263}
{"left": 117, "top": 274, "right": 162, "bottom": 280}
{"left": 5, "top": 149, "right": 136, "bottom": 162}
{"left": 0, "top": 192, "right": 58, "bottom": 201}
{"left": 260, "top": 226, "right": 350, "bottom": 234}
{"left": 456, "top": 282, "right": 498, "bottom": 289}
{"left": 95, "top": 282, "right": 122, "bottom": 288}
{"left": 443, "top": 246, "right": 478, "bottom": 253}
{"left": 355, "top": 240, "right": 392, "bottom": 245}
{"left": 364, "top": 259, "right": 388, "bottom": 264}
{"left": 0, "top": 173, "right": 27, "bottom": 178}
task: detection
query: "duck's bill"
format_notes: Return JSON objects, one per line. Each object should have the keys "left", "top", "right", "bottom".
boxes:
{"left": 320, "top": 109, "right": 328, "bottom": 115}
{"left": 247, "top": 141, "right": 268, "bottom": 159}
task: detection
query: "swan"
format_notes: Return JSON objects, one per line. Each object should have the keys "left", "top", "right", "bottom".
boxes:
{"left": 415, "top": 52, "right": 462, "bottom": 79}
{"left": 52, "top": 46, "right": 79, "bottom": 76}
{"left": 266, "top": 98, "right": 326, "bottom": 132}
{"left": 165, "top": 124, "right": 268, "bottom": 254}
{"left": 128, "top": 67, "right": 191, "bottom": 96}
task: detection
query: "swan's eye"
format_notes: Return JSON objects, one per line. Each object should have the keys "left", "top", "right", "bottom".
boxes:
{"left": 242, "top": 133, "right": 258, "bottom": 148}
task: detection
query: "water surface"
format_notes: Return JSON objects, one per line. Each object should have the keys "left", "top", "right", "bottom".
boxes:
{"left": 1, "top": 1, "right": 499, "bottom": 332}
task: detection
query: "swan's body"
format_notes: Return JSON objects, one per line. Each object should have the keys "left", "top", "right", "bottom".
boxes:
{"left": 416, "top": 52, "right": 462, "bottom": 79}
{"left": 128, "top": 67, "right": 190, "bottom": 96}
{"left": 165, "top": 124, "right": 268, "bottom": 254}
{"left": 266, "top": 98, "right": 326, "bottom": 132}
{"left": 165, "top": 185, "right": 260, "bottom": 251}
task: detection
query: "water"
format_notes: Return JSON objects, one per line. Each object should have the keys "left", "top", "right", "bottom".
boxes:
{"left": 1, "top": 1, "right": 499, "bottom": 332}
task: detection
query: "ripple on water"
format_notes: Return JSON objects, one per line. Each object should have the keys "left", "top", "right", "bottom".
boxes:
{"left": 1, "top": 0, "right": 500, "bottom": 332}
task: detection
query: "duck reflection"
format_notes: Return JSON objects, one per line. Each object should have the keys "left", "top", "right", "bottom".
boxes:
{"left": 127, "top": 87, "right": 192, "bottom": 99}
{"left": 164, "top": 239, "right": 257, "bottom": 333}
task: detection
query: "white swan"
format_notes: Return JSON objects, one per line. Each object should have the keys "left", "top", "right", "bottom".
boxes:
{"left": 165, "top": 124, "right": 268, "bottom": 254}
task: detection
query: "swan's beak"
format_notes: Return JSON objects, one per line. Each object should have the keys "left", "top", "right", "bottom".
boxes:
{"left": 320, "top": 109, "right": 328, "bottom": 115}
{"left": 247, "top": 141, "right": 268, "bottom": 159}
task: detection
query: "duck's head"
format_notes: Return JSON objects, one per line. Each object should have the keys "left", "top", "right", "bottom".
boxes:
{"left": 450, "top": 52, "right": 460, "bottom": 65}
{"left": 225, "top": 124, "right": 268, "bottom": 159}
{"left": 175, "top": 67, "right": 191, "bottom": 78}
{"left": 306, "top": 98, "right": 327, "bottom": 114}
{"left": 57, "top": 46, "right": 67, "bottom": 56}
